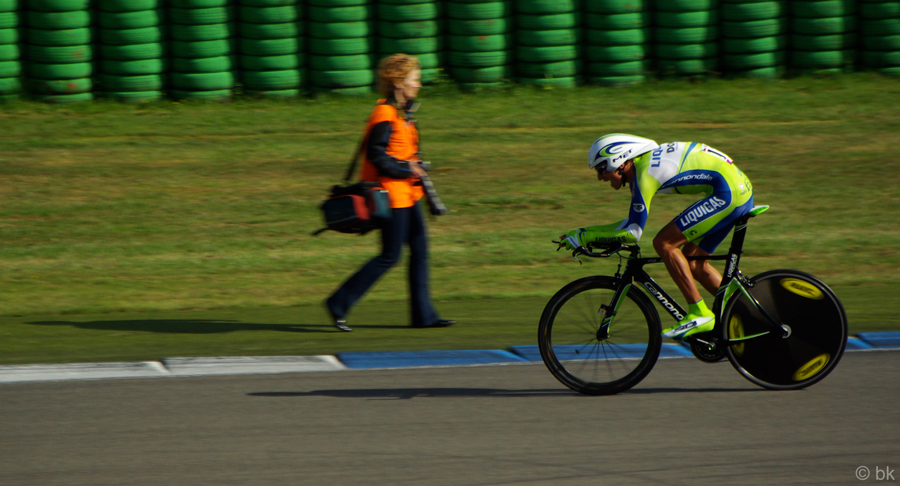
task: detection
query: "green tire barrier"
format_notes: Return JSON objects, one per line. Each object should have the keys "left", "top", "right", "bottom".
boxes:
{"left": 448, "top": 49, "right": 511, "bottom": 67}
{"left": 169, "top": 7, "right": 232, "bottom": 26}
{"left": 309, "top": 21, "right": 373, "bottom": 39}
{"left": 101, "top": 91, "right": 164, "bottom": 103}
{"left": 589, "top": 75, "right": 645, "bottom": 87}
{"left": 655, "top": 10, "right": 719, "bottom": 29}
{"left": 517, "top": 59, "right": 581, "bottom": 77}
{"left": 27, "top": 62, "right": 91, "bottom": 79}
{"left": 723, "top": 35, "right": 787, "bottom": 54}
{"left": 654, "top": 0, "right": 717, "bottom": 13}
{"left": 308, "top": 0, "right": 372, "bottom": 92}
{"left": 309, "top": 53, "right": 371, "bottom": 71}
{"left": 516, "top": 29, "right": 578, "bottom": 47}
{"left": 26, "top": 28, "right": 91, "bottom": 46}
{"left": 26, "top": 44, "right": 92, "bottom": 63}
{"left": 518, "top": 77, "right": 579, "bottom": 88}
{"left": 241, "top": 54, "right": 299, "bottom": 71}
{"left": 791, "top": 0, "right": 855, "bottom": 18}
{"left": 446, "top": 2, "right": 511, "bottom": 20}
{"left": 792, "top": 49, "right": 855, "bottom": 69}
{"left": 99, "top": 27, "right": 163, "bottom": 45}
{"left": 27, "top": 11, "right": 91, "bottom": 29}
{"left": 586, "top": 60, "right": 650, "bottom": 76}
{"left": 722, "top": 1, "right": 787, "bottom": 21}
{"left": 27, "top": 77, "right": 92, "bottom": 95}
{"left": 450, "top": 65, "right": 512, "bottom": 83}
{"left": 587, "top": 28, "right": 650, "bottom": 46}
{"left": 308, "top": 5, "right": 371, "bottom": 22}
{"left": 516, "top": 13, "right": 579, "bottom": 30}
{"left": 724, "top": 51, "right": 786, "bottom": 70}
{"left": 101, "top": 58, "right": 165, "bottom": 76}
{"left": 721, "top": 18, "right": 788, "bottom": 38}
{"left": 239, "top": 6, "right": 298, "bottom": 24}
{"left": 447, "top": 18, "right": 510, "bottom": 35}
{"left": 657, "top": 57, "right": 718, "bottom": 76}
{"left": 586, "top": 44, "right": 646, "bottom": 62}
{"left": 237, "top": 1, "right": 301, "bottom": 96}
{"left": 587, "top": 12, "right": 650, "bottom": 30}
{"left": 863, "top": 35, "right": 900, "bottom": 51}
{"left": 656, "top": 42, "right": 718, "bottom": 60}
{"left": 0, "top": 60, "right": 20, "bottom": 77}
{"left": 655, "top": 26, "right": 718, "bottom": 44}
{"left": 792, "top": 33, "right": 856, "bottom": 51}
{"left": 244, "top": 89, "right": 301, "bottom": 98}
{"left": 0, "top": 28, "right": 19, "bottom": 44}
{"left": 792, "top": 16, "right": 857, "bottom": 36}
{"left": 169, "top": 89, "right": 232, "bottom": 100}
{"left": 861, "top": 19, "right": 900, "bottom": 37}
{"left": 516, "top": 0, "right": 577, "bottom": 15}
{"left": 239, "top": 22, "right": 299, "bottom": 39}
{"left": 171, "top": 23, "right": 234, "bottom": 41}
{"left": 22, "top": 0, "right": 95, "bottom": 102}
{"left": 172, "top": 55, "right": 235, "bottom": 73}
{"left": 861, "top": 3, "right": 900, "bottom": 19}
{"left": 379, "top": 20, "right": 439, "bottom": 38}
{"left": 586, "top": 0, "right": 646, "bottom": 14}
{"left": 0, "top": 44, "right": 19, "bottom": 61}
{"left": 98, "top": 0, "right": 159, "bottom": 12}
{"left": 0, "top": 77, "right": 21, "bottom": 96}
{"left": 99, "top": 73, "right": 164, "bottom": 92}
{"left": 241, "top": 69, "right": 301, "bottom": 90}
{"left": 98, "top": 10, "right": 161, "bottom": 29}
{"left": 33, "top": 92, "right": 94, "bottom": 103}
{"left": 100, "top": 42, "right": 164, "bottom": 61}
{"left": 0, "top": 11, "right": 18, "bottom": 29}
{"left": 377, "top": 2, "right": 438, "bottom": 22}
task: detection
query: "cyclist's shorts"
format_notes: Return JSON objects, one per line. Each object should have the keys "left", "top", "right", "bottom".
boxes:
{"left": 675, "top": 195, "right": 754, "bottom": 254}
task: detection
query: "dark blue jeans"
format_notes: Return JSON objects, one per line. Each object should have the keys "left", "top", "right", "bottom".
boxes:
{"left": 327, "top": 203, "right": 439, "bottom": 327}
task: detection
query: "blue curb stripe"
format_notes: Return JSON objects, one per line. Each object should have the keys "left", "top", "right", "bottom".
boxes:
{"left": 336, "top": 349, "right": 528, "bottom": 369}
{"left": 845, "top": 337, "right": 873, "bottom": 351}
{"left": 507, "top": 343, "right": 692, "bottom": 362}
{"left": 857, "top": 332, "right": 900, "bottom": 349}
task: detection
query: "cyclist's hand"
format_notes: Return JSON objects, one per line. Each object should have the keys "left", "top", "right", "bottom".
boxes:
{"left": 559, "top": 228, "right": 587, "bottom": 251}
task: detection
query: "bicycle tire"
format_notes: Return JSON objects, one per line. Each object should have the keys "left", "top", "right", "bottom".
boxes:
{"left": 723, "top": 269, "right": 847, "bottom": 390}
{"left": 538, "top": 276, "right": 662, "bottom": 396}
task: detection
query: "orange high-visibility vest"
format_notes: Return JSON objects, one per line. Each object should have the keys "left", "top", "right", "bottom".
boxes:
{"left": 359, "top": 100, "right": 424, "bottom": 209}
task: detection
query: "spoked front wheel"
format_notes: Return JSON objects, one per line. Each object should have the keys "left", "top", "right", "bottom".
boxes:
{"left": 538, "top": 276, "right": 662, "bottom": 395}
{"left": 723, "top": 269, "right": 848, "bottom": 390}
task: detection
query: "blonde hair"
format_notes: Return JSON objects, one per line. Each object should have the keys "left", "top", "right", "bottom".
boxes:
{"left": 377, "top": 53, "right": 420, "bottom": 98}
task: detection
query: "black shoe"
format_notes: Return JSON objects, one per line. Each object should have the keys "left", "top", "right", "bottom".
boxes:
{"left": 412, "top": 319, "right": 455, "bottom": 329}
{"left": 324, "top": 301, "right": 352, "bottom": 332}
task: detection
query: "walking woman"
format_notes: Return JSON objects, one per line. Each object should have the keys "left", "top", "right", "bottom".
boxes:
{"left": 325, "top": 54, "right": 454, "bottom": 332}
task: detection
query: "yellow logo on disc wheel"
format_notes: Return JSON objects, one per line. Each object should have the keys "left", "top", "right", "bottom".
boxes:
{"left": 728, "top": 314, "right": 745, "bottom": 357}
{"left": 780, "top": 278, "right": 824, "bottom": 300}
{"left": 793, "top": 354, "right": 830, "bottom": 382}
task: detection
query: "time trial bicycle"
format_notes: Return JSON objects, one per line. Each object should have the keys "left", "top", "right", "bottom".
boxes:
{"left": 539, "top": 205, "right": 848, "bottom": 395}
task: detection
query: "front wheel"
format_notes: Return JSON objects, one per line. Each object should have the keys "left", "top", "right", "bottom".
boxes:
{"left": 538, "top": 276, "right": 662, "bottom": 395}
{"left": 723, "top": 269, "right": 848, "bottom": 390}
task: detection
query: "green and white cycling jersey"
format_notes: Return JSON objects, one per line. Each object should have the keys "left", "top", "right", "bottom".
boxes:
{"left": 585, "top": 141, "right": 754, "bottom": 253}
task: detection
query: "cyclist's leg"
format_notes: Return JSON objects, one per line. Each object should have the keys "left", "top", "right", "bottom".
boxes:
{"left": 652, "top": 223, "right": 702, "bottom": 304}
{"left": 683, "top": 243, "right": 720, "bottom": 295}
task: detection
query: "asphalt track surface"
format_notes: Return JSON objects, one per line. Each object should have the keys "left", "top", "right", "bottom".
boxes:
{"left": 1, "top": 350, "right": 897, "bottom": 486}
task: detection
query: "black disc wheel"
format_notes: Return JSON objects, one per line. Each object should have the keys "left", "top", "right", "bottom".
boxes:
{"left": 538, "top": 276, "right": 662, "bottom": 395}
{"left": 723, "top": 269, "right": 847, "bottom": 390}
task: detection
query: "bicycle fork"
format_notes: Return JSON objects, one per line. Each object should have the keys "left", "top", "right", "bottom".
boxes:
{"left": 596, "top": 283, "right": 632, "bottom": 340}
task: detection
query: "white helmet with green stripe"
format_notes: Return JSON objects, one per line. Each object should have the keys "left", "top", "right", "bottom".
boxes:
{"left": 588, "top": 133, "right": 659, "bottom": 172}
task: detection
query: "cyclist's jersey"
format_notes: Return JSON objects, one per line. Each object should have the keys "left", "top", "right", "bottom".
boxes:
{"left": 608, "top": 142, "right": 754, "bottom": 252}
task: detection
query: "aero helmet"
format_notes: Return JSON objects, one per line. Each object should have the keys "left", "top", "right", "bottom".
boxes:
{"left": 588, "top": 133, "right": 659, "bottom": 172}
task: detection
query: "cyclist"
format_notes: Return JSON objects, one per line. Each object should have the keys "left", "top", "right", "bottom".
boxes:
{"left": 559, "top": 134, "right": 754, "bottom": 340}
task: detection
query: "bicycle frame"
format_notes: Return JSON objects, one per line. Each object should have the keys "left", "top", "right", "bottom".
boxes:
{"left": 593, "top": 212, "right": 787, "bottom": 349}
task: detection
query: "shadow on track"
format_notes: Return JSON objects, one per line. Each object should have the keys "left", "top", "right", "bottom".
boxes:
{"left": 248, "top": 386, "right": 760, "bottom": 399}
{"left": 27, "top": 319, "right": 339, "bottom": 334}
{"left": 249, "top": 388, "right": 574, "bottom": 399}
